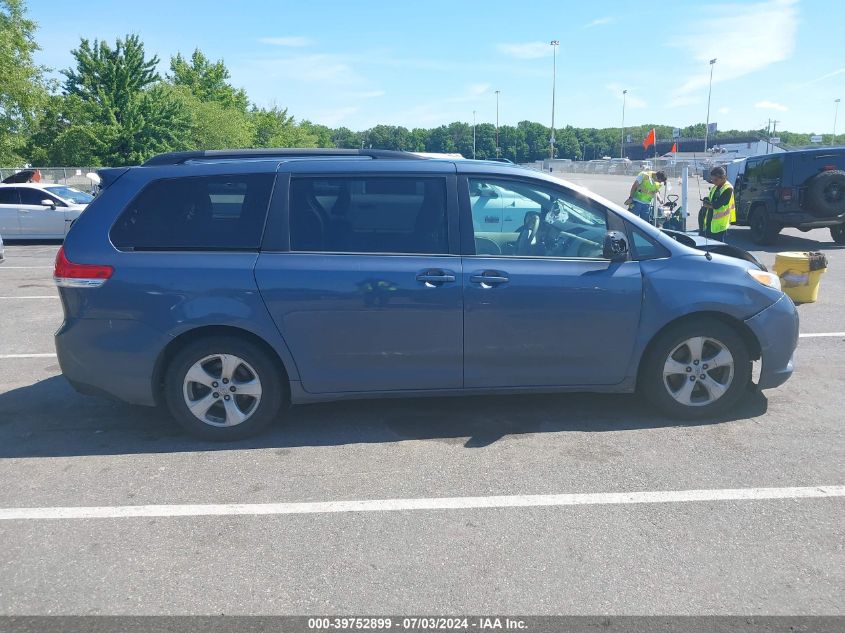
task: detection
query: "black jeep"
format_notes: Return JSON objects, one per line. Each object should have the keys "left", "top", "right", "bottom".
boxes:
{"left": 732, "top": 148, "right": 845, "bottom": 244}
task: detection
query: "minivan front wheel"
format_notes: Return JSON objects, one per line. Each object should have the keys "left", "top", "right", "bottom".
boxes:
{"left": 164, "top": 336, "right": 284, "bottom": 440}
{"left": 641, "top": 318, "right": 751, "bottom": 419}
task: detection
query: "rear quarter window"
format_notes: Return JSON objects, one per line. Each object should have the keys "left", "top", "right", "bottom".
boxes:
{"left": 110, "top": 174, "right": 274, "bottom": 250}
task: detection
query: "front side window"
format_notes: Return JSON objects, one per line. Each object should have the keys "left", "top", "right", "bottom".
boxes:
{"left": 45, "top": 186, "right": 94, "bottom": 205}
{"left": 468, "top": 178, "right": 607, "bottom": 258}
{"left": 110, "top": 174, "right": 274, "bottom": 251}
{"left": 19, "top": 188, "right": 56, "bottom": 206}
{"left": 289, "top": 177, "right": 448, "bottom": 254}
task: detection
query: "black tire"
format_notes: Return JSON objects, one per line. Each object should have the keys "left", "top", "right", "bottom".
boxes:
{"left": 164, "top": 336, "right": 284, "bottom": 440}
{"left": 748, "top": 206, "right": 780, "bottom": 245}
{"left": 831, "top": 224, "right": 845, "bottom": 245}
{"left": 640, "top": 317, "right": 751, "bottom": 419}
{"left": 806, "top": 170, "right": 845, "bottom": 217}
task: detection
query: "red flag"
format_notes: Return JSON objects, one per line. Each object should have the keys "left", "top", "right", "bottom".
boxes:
{"left": 642, "top": 128, "right": 655, "bottom": 149}
{"left": 671, "top": 142, "right": 678, "bottom": 153}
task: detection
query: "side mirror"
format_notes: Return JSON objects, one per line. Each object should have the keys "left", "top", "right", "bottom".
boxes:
{"left": 41, "top": 199, "right": 56, "bottom": 210}
{"left": 602, "top": 230, "right": 629, "bottom": 262}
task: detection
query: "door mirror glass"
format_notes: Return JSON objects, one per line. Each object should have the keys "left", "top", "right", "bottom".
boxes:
{"left": 602, "top": 230, "right": 629, "bottom": 261}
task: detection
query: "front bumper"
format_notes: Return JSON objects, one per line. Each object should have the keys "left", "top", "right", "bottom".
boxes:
{"left": 744, "top": 293, "right": 799, "bottom": 389}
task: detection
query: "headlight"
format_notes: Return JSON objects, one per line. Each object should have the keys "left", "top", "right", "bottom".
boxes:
{"left": 747, "top": 269, "right": 782, "bottom": 291}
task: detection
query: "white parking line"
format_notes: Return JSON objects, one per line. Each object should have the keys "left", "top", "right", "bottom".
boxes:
{"left": 0, "top": 266, "right": 54, "bottom": 269}
{"left": 800, "top": 332, "right": 845, "bottom": 338}
{"left": 0, "top": 353, "right": 56, "bottom": 359}
{"left": 0, "top": 296, "right": 57, "bottom": 299}
{"left": 1, "top": 485, "right": 842, "bottom": 521}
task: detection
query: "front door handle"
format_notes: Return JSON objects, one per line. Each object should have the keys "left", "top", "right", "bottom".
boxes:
{"left": 416, "top": 269, "right": 456, "bottom": 287}
{"left": 470, "top": 271, "right": 510, "bottom": 287}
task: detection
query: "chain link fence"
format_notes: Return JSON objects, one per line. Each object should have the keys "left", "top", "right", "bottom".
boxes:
{"left": 0, "top": 167, "right": 98, "bottom": 191}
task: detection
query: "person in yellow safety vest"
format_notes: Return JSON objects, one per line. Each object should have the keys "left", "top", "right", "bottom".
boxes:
{"left": 625, "top": 170, "right": 668, "bottom": 222}
{"left": 700, "top": 165, "right": 736, "bottom": 242}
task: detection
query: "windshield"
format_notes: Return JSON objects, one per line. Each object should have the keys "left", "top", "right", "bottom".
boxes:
{"left": 44, "top": 186, "right": 93, "bottom": 204}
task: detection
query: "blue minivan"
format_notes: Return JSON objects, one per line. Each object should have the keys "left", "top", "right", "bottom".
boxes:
{"left": 54, "top": 149, "right": 798, "bottom": 440}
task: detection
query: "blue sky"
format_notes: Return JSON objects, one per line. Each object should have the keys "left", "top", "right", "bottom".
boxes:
{"left": 27, "top": 0, "right": 844, "bottom": 133}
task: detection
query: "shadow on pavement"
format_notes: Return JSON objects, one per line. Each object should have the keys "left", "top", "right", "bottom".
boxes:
{"left": 0, "top": 374, "right": 768, "bottom": 458}
{"left": 726, "top": 227, "right": 845, "bottom": 254}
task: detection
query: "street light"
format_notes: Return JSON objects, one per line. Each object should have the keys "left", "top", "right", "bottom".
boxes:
{"left": 704, "top": 58, "right": 717, "bottom": 152}
{"left": 833, "top": 98, "right": 841, "bottom": 146}
{"left": 495, "top": 90, "right": 501, "bottom": 158}
{"left": 620, "top": 89, "right": 627, "bottom": 159}
{"left": 549, "top": 40, "right": 559, "bottom": 160}
{"left": 472, "top": 110, "right": 477, "bottom": 159}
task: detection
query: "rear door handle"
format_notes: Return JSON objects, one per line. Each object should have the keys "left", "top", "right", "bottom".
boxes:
{"left": 470, "top": 271, "right": 510, "bottom": 287}
{"left": 416, "top": 269, "right": 456, "bottom": 287}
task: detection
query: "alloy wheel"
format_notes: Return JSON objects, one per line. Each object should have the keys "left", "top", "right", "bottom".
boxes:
{"left": 182, "top": 354, "right": 262, "bottom": 427}
{"left": 662, "top": 336, "right": 735, "bottom": 407}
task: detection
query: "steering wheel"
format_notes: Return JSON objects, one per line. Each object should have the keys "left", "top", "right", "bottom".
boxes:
{"left": 516, "top": 212, "right": 540, "bottom": 255}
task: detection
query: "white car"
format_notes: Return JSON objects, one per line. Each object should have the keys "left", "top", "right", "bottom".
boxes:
{"left": 0, "top": 183, "right": 93, "bottom": 239}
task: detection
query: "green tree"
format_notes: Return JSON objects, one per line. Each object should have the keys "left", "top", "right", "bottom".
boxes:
{"left": 251, "top": 106, "right": 317, "bottom": 148}
{"left": 0, "top": 0, "right": 48, "bottom": 164}
{"left": 168, "top": 49, "right": 249, "bottom": 111}
{"left": 57, "top": 34, "right": 187, "bottom": 165}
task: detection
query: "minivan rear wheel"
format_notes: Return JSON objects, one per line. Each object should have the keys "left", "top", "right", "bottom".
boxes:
{"left": 164, "top": 336, "right": 284, "bottom": 440}
{"left": 641, "top": 317, "right": 751, "bottom": 419}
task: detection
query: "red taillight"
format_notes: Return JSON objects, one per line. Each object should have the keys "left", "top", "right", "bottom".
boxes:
{"left": 822, "top": 165, "right": 838, "bottom": 171}
{"left": 54, "top": 246, "right": 113, "bottom": 288}
{"left": 779, "top": 187, "right": 794, "bottom": 202}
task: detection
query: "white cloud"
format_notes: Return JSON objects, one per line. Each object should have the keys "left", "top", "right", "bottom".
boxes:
{"left": 755, "top": 100, "right": 789, "bottom": 111}
{"left": 259, "top": 36, "right": 312, "bottom": 47}
{"left": 311, "top": 106, "right": 359, "bottom": 127}
{"left": 497, "top": 42, "right": 554, "bottom": 59}
{"left": 796, "top": 67, "right": 845, "bottom": 88}
{"left": 605, "top": 83, "right": 647, "bottom": 109}
{"left": 252, "top": 54, "right": 362, "bottom": 84}
{"left": 668, "top": 0, "right": 797, "bottom": 106}
{"left": 718, "top": 107, "right": 731, "bottom": 114}
{"left": 346, "top": 90, "right": 385, "bottom": 99}
{"left": 584, "top": 16, "right": 617, "bottom": 28}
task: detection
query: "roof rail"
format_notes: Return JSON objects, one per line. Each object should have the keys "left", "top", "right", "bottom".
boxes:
{"left": 142, "top": 148, "right": 425, "bottom": 166}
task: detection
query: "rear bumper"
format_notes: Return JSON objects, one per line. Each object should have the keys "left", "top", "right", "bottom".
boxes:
{"left": 744, "top": 294, "right": 799, "bottom": 390}
{"left": 55, "top": 317, "right": 165, "bottom": 406}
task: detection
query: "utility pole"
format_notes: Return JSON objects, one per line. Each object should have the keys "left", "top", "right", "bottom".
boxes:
{"left": 472, "top": 110, "right": 476, "bottom": 159}
{"left": 834, "top": 99, "right": 841, "bottom": 146}
{"left": 772, "top": 119, "right": 780, "bottom": 149}
{"left": 495, "top": 90, "right": 501, "bottom": 158}
{"left": 704, "top": 58, "right": 717, "bottom": 153}
{"left": 621, "top": 89, "right": 627, "bottom": 159}
{"left": 549, "top": 40, "right": 559, "bottom": 160}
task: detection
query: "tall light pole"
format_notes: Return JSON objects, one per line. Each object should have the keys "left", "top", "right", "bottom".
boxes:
{"left": 620, "top": 89, "right": 627, "bottom": 158}
{"left": 472, "top": 110, "right": 477, "bottom": 159}
{"left": 703, "top": 58, "right": 717, "bottom": 153}
{"left": 833, "top": 98, "right": 841, "bottom": 146}
{"left": 549, "top": 40, "right": 559, "bottom": 160}
{"left": 495, "top": 90, "right": 501, "bottom": 158}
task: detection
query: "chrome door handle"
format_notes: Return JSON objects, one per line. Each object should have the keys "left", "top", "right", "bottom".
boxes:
{"left": 470, "top": 272, "right": 509, "bottom": 286}
{"left": 416, "top": 270, "right": 456, "bottom": 286}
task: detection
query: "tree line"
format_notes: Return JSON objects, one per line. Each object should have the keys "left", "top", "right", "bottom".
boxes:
{"left": 1, "top": 0, "right": 833, "bottom": 168}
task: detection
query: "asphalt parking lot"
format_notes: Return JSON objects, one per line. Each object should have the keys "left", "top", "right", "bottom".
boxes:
{"left": 0, "top": 177, "right": 843, "bottom": 615}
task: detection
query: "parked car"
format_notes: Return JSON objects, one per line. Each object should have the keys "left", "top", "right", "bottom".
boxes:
{"left": 732, "top": 148, "right": 845, "bottom": 244}
{"left": 0, "top": 183, "right": 93, "bottom": 239}
{"left": 54, "top": 148, "right": 798, "bottom": 440}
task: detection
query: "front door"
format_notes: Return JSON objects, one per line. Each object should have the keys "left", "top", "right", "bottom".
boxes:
{"left": 461, "top": 176, "right": 643, "bottom": 387}
{"left": 17, "top": 188, "right": 66, "bottom": 237}
{"left": 256, "top": 173, "right": 463, "bottom": 394}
